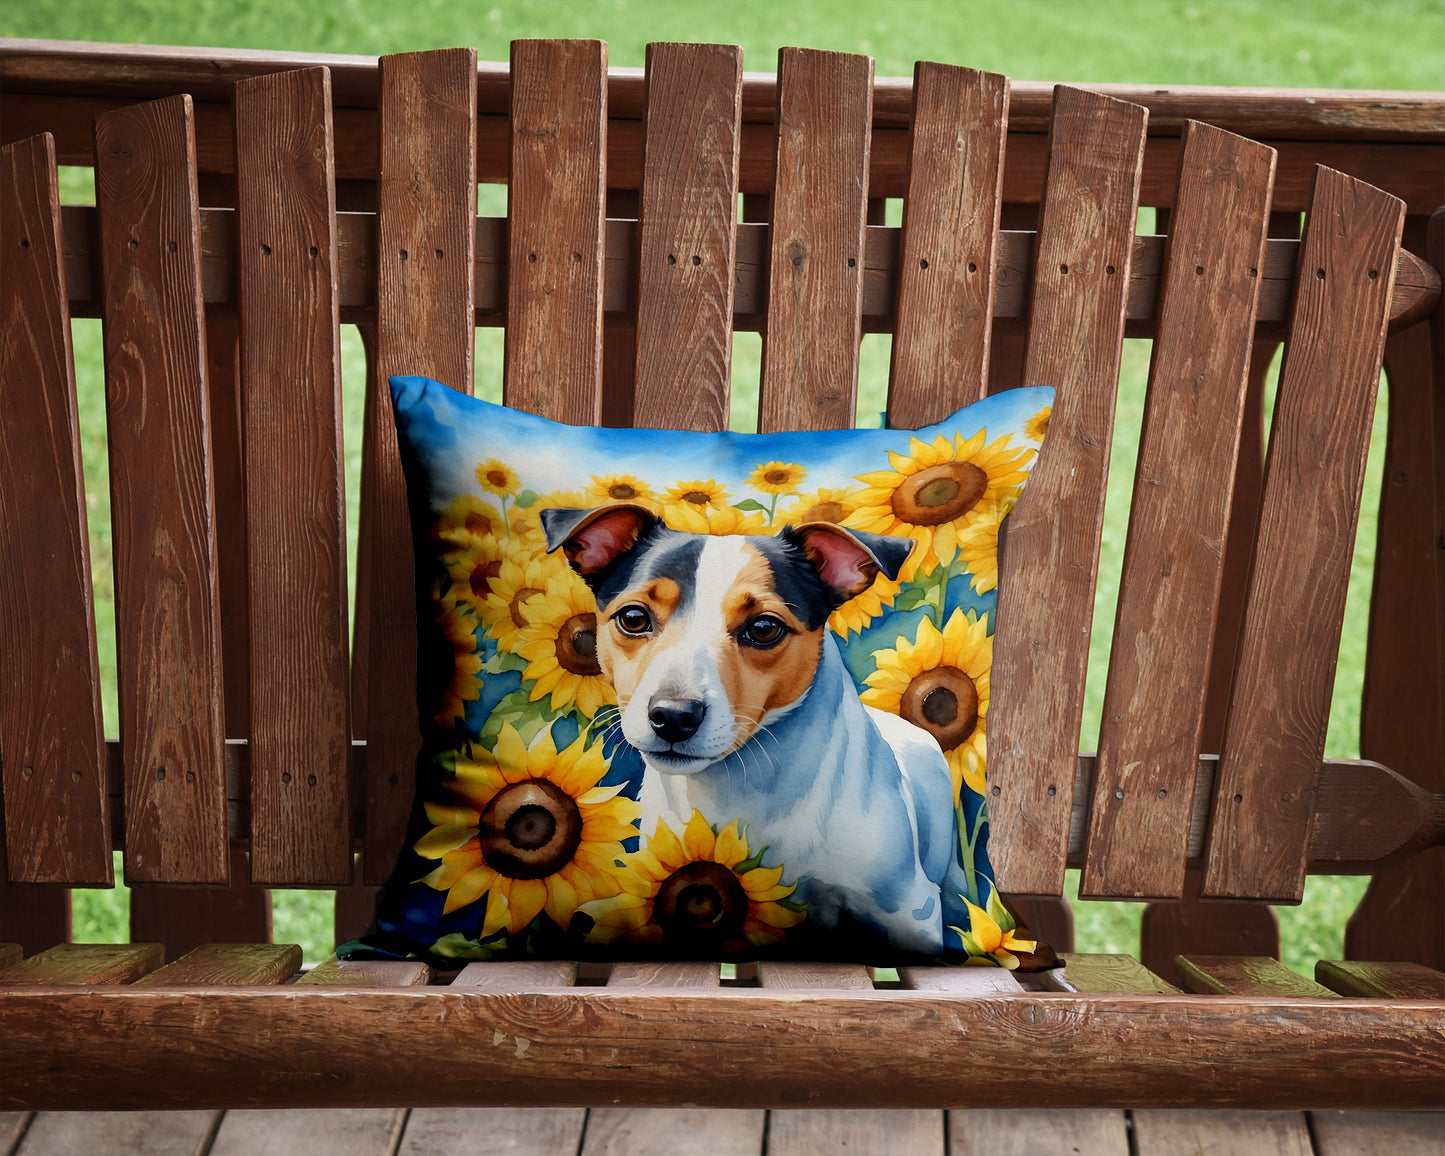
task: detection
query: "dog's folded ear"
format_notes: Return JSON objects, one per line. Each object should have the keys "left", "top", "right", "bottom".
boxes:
{"left": 541, "top": 503, "right": 658, "bottom": 577}
{"left": 781, "top": 522, "right": 914, "bottom": 604}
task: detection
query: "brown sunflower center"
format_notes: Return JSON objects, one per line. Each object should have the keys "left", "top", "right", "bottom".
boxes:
{"left": 607, "top": 483, "right": 638, "bottom": 500}
{"left": 890, "top": 462, "right": 987, "bottom": 527}
{"left": 800, "top": 500, "right": 845, "bottom": 524}
{"left": 681, "top": 490, "right": 713, "bottom": 507}
{"left": 464, "top": 510, "right": 497, "bottom": 537}
{"left": 764, "top": 469, "right": 791, "bottom": 485}
{"left": 654, "top": 861, "right": 748, "bottom": 940}
{"left": 469, "top": 560, "right": 503, "bottom": 597}
{"left": 485, "top": 469, "right": 510, "bottom": 489}
{"left": 479, "top": 779, "right": 583, "bottom": 879}
{"left": 556, "top": 613, "right": 601, "bottom": 676}
{"left": 900, "top": 666, "right": 979, "bottom": 752}
{"left": 508, "top": 586, "right": 543, "bottom": 628}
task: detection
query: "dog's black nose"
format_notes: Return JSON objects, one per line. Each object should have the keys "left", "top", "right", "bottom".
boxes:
{"left": 648, "top": 696, "right": 706, "bottom": 744}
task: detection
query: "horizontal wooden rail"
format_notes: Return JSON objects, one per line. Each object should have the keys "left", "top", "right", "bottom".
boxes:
{"left": 4, "top": 38, "right": 1444, "bottom": 141}
{"left": 92, "top": 740, "right": 1445, "bottom": 881}
{"left": 56, "top": 206, "right": 1441, "bottom": 335}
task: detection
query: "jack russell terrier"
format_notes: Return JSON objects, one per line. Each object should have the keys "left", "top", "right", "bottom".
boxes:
{"left": 541, "top": 503, "right": 970, "bottom": 956}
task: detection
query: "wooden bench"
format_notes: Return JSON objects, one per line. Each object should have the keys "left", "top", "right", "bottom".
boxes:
{"left": 1, "top": 36, "right": 1443, "bottom": 1129}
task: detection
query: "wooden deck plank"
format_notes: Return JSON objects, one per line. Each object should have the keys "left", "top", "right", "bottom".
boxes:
{"left": 400, "top": 1108, "right": 587, "bottom": 1156}
{"left": 1133, "top": 1110, "right": 1312, "bottom": 1156}
{"left": 1176, "top": 955, "right": 1337, "bottom": 997}
{"left": 1310, "top": 1111, "right": 1445, "bottom": 1156}
{"left": 758, "top": 46, "right": 873, "bottom": 434}
{"left": 583, "top": 1108, "right": 763, "bottom": 1156}
{"left": 233, "top": 66, "right": 352, "bottom": 886}
{"left": 986, "top": 87, "right": 1148, "bottom": 896}
{"left": 362, "top": 47, "right": 477, "bottom": 885}
{"left": 888, "top": 63, "right": 1008, "bottom": 425}
{"left": 93, "top": 94, "right": 229, "bottom": 886}
{"left": 208, "top": 1109, "right": 404, "bottom": 1156}
{"left": 1203, "top": 166, "right": 1406, "bottom": 903}
{"left": 1083, "top": 122, "right": 1275, "bottom": 901}
{"left": 0, "top": 942, "right": 162, "bottom": 985}
{"left": 132, "top": 943, "right": 301, "bottom": 987}
{"left": 949, "top": 1109, "right": 1128, "bottom": 1155}
{"left": 0, "top": 132, "right": 111, "bottom": 885}
{"left": 1316, "top": 960, "right": 1445, "bottom": 999}
{"left": 631, "top": 41, "right": 742, "bottom": 432}
{"left": 1, "top": 1113, "right": 32, "bottom": 1155}
{"left": 769, "top": 1109, "right": 944, "bottom": 1156}
{"left": 297, "top": 954, "right": 432, "bottom": 987}
{"left": 15, "top": 1111, "right": 217, "bottom": 1156}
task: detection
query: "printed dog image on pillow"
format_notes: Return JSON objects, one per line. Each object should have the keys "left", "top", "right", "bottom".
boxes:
{"left": 346, "top": 376, "right": 1054, "bottom": 968}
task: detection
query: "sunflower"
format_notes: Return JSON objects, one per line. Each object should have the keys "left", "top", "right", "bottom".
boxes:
{"left": 512, "top": 579, "right": 616, "bottom": 718}
{"left": 660, "top": 498, "right": 767, "bottom": 536}
{"left": 586, "top": 473, "right": 660, "bottom": 510}
{"left": 476, "top": 458, "right": 520, "bottom": 497}
{"left": 510, "top": 490, "right": 589, "bottom": 550}
{"left": 432, "top": 597, "right": 484, "bottom": 730}
{"left": 850, "top": 431, "right": 1033, "bottom": 581}
{"left": 435, "top": 494, "right": 506, "bottom": 553}
{"left": 861, "top": 609, "right": 991, "bottom": 797}
{"left": 746, "top": 460, "right": 807, "bottom": 496}
{"left": 477, "top": 550, "right": 576, "bottom": 651}
{"left": 954, "top": 498, "right": 1006, "bottom": 595}
{"left": 413, "top": 723, "right": 640, "bottom": 936}
{"left": 827, "top": 572, "right": 902, "bottom": 639}
{"left": 776, "top": 486, "right": 860, "bottom": 528}
{"left": 1024, "top": 405, "right": 1052, "bottom": 444}
{"left": 662, "top": 479, "right": 730, "bottom": 515}
{"left": 580, "top": 810, "right": 804, "bottom": 954}
{"left": 442, "top": 533, "right": 506, "bottom": 618}
{"left": 954, "top": 893, "right": 1037, "bottom": 970}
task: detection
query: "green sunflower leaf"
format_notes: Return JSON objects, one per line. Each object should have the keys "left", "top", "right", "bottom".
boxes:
{"left": 484, "top": 649, "right": 529, "bottom": 675}
{"left": 895, "top": 586, "right": 929, "bottom": 612}
{"left": 733, "top": 498, "right": 767, "bottom": 512}
{"left": 513, "top": 489, "right": 541, "bottom": 508}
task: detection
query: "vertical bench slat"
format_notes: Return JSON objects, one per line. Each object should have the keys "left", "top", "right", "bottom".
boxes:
{"left": 504, "top": 39, "right": 607, "bottom": 424}
{"left": 93, "top": 95, "right": 229, "bottom": 885}
{"left": 129, "top": 846, "right": 272, "bottom": 962}
{"left": 0, "top": 133, "right": 111, "bottom": 885}
{"left": 1204, "top": 166, "right": 1406, "bottom": 903}
{"left": 1082, "top": 122, "right": 1275, "bottom": 901}
{"left": 888, "top": 63, "right": 1009, "bottom": 426}
{"left": 233, "top": 67, "right": 352, "bottom": 885}
{"left": 631, "top": 41, "right": 742, "bottom": 433}
{"left": 362, "top": 47, "right": 478, "bottom": 884}
{"left": 987, "top": 88, "right": 1147, "bottom": 896}
{"left": 758, "top": 48, "right": 873, "bottom": 435}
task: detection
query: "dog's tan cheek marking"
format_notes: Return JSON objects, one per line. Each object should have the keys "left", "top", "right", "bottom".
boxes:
{"left": 599, "top": 577, "right": 688, "bottom": 706}
{"left": 759, "top": 629, "right": 824, "bottom": 715}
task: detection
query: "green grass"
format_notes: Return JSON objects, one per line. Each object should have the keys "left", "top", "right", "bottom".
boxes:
{"left": 18, "top": 0, "right": 1437, "bottom": 969}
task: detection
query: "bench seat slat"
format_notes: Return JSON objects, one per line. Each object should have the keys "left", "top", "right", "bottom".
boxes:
{"left": 1054, "top": 952, "right": 1181, "bottom": 994}
{"left": 297, "top": 954, "right": 432, "bottom": 987}
{"left": 0, "top": 133, "right": 111, "bottom": 886}
{"left": 1316, "top": 959, "right": 1445, "bottom": 999}
{"left": 132, "top": 942, "right": 301, "bottom": 986}
{"left": 233, "top": 67, "right": 353, "bottom": 886}
{"left": 1204, "top": 167, "right": 1407, "bottom": 903}
{"left": 1083, "top": 122, "right": 1276, "bottom": 901}
{"left": 1176, "top": 955, "right": 1337, "bottom": 997}
{"left": 756, "top": 962, "right": 872, "bottom": 990}
{"left": 94, "top": 95, "right": 230, "bottom": 886}
{"left": 987, "top": 87, "right": 1148, "bottom": 897}
{"left": 0, "top": 942, "right": 162, "bottom": 985}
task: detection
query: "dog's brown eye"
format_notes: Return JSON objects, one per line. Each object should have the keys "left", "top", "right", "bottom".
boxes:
{"left": 740, "top": 614, "right": 787, "bottom": 648}
{"left": 614, "top": 604, "right": 653, "bottom": 636}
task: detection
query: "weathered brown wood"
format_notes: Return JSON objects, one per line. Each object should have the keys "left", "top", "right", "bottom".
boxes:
{"left": 770, "top": 1110, "right": 943, "bottom": 1156}
{"left": 1139, "top": 870, "right": 1280, "bottom": 982}
{"left": 888, "top": 64, "right": 1008, "bottom": 425}
{"left": 209, "top": 1109, "right": 405, "bottom": 1156}
{"left": 1316, "top": 959, "right": 1445, "bottom": 999}
{"left": 128, "top": 846, "right": 272, "bottom": 961}
{"left": 608, "top": 962, "right": 719, "bottom": 988}
{"left": 233, "top": 67, "right": 352, "bottom": 885}
{"left": 132, "top": 942, "right": 300, "bottom": 987}
{"left": 583, "top": 1108, "right": 764, "bottom": 1156}
{"left": 1175, "top": 955, "right": 1336, "bottom": 997}
{"left": 1432, "top": 209, "right": 1445, "bottom": 806}
{"left": 93, "top": 95, "right": 229, "bottom": 886}
{"left": 1204, "top": 167, "right": 1407, "bottom": 903}
{"left": 757, "top": 962, "right": 872, "bottom": 990}
{"left": 360, "top": 49, "right": 478, "bottom": 886}
{"left": 987, "top": 87, "right": 1148, "bottom": 896}
{"left": 1132, "top": 1111, "right": 1312, "bottom": 1156}
{"left": 452, "top": 960, "right": 579, "bottom": 988}
{"left": 15, "top": 1110, "right": 219, "bottom": 1156}
{"left": 504, "top": 39, "right": 606, "bottom": 424}
{"left": 1083, "top": 123, "right": 1275, "bottom": 901}
{"left": 898, "top": 967, "right": 1023, "bottom": 993}
{"left": 0, "top": 942, "right": 162, "bottom": 985}
{"left": 4, "top": 987, "right": 1445, "bottom": 1109}
{"left": 1310, "top": 1110, "right": 1445, "bottom": 1156}
{"left": 0, "top": 847, "right": 70, "bottom": 956}
{"left": 757, "top": 48, "right": 872, "bottom": 434}
{"left": 0, "top": 133, "right": 110, "bottom": 885}
{"left": 949, "top": 1109, "right": 1128, "bottom": 1156}
{"left": 297, "top": 954, "right": 432, "bottom": 987}
{"left": 332, "top": 849, "right": 377, "bottom": 947}
{"left": 1057, "top": 953, "right": 1180, "bottom": 994}
{"left": 0, "top": 944, "right": 20, "bottom": 967}
{"left": 401, "top": 1108, "right": 589, "bottom": 1156}
{"left": 630, "top": 43, "right": 741, "bottom": 433}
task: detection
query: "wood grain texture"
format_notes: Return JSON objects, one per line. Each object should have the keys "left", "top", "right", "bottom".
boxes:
{"left": 757, "top": 48, "right": 874, "bottom": 434}
{"left": 950, "top": 1109, "right": 1128, "bottom": 1156}
{"left": 898, "top": 967, "right": 1023, "bottom": 993}
{"left": 631, "top": 42, "right": 742, "bottom": 433}
{"left": 93, "top": 95, "right": 228, "bottom": 885}
{"left": 987, "top": 87, "right": 1148, "bottom": 896}
{"left": 1176, "top": 955, "right": 1336, "bottom": 997}
{"left": 888, "top": 64, "right": 1009, "bottom": 426}
{"left": 132, "top": 942, "right": 301, "bottom": 986}
{"left": 401, "top": 1108, "right": 587, "bottom": 1156}
{"left": 233, "top": 67, "right": 352, "bottom": 885}
{"left": 0, "top": 942, "right": 161, "bottom": 985}
{"left": 1204, "top": 167, "right": 1406, "bottom": 903}
{"left": 608, "top": 961, "right": 719, "bottom": 988}
{"left": 1083, "top": 123, "right": 1275, "bottom": 900}
{"left": 504, "top": 39, "right": 607, "bottom": 424}
{"left": 1311, "top": 1111, "right": 1445, "bottom": 1156}
{"left": 583, "top": 1108, "right": 764, "bottom": 1156}
{"left": 0, "top": 944, "right": 19, "bottom": 967}
{"left": 208, "top": 1109, "right": 404, "bottom": 1156}
{"left": 15, "top": 1110, "right": 218, "bottom": 1156}
{"left": 451, "top": 960, "right": 579, "bottom": 988}
{"left": 1132, "top": 1111, "right": 1312, "bottom": 1156}
{"left": 757, "top": 962, "right": 872, "bottom": 990}
{"left": 769, "top": 1110, "right": 943, "bottom": 1156}
{"left": 1057, "top": 953, "right": 1181, "bottom": 994}
{"left": 297, "top": 954, "right": 432, "bottom": 987}
{"left": 128, "top": 847, "right": 272, "bottom": 962}
{"left": 1432, "top": 210, "right": 1445, "bottom": 810}
{"left": 5, "top": 987, "right": 1445, "bottom": 1110}
{"left": 1316, "top": 960, "right": 1445, "bottom": 999}
{"left": 1139, "top": 869, "right": 1279, "bottom": 982}
{"left": 0, "top": 845, "right": 70, "bottom": 955}
{"left": 362, "top": 48, "right": 477, "bottom": 885}
{"left": 0, "top": 132, "right": 110, "bottom": 885}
